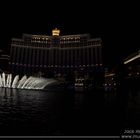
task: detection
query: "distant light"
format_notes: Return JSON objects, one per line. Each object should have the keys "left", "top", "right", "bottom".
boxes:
{"left": 105, "top": 73, "right": 115, "bottom": 77}
{"left": 52, "top": 28, "right": 60, "bottom": 36}
{"left": 124, "top": 53, "right": 140, "bottom": 64}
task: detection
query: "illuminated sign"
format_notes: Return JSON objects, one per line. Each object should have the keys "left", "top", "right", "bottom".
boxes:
{"left": 52, "top": 28, "right": 60, "bottom": 36}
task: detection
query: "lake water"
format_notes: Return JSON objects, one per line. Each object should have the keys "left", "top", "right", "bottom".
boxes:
{"left": 0, "top": 87, "right": 140, "bottom": 136}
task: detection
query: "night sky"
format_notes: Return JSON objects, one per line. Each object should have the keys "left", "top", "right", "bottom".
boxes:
{"left": 0, "top": 1, "right": 139, "bottom": 70}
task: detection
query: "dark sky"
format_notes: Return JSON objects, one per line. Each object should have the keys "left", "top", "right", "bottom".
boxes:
{"left": 0, "top": 1, "right": 139, "bottom": 69}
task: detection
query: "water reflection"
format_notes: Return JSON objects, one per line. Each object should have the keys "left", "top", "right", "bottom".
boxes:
{"left": 0, "top": 88, "right": 45, "bottom": 106}
{"left": 0, "top": 88, "right": 17, "bottom": 106}
{"left": 0, "top": 86, "right": 139, "bottom": 136}
{"left": 0, "top": 88, "right": 107, "bottom": 135}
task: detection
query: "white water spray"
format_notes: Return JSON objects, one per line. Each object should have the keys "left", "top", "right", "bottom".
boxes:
{"left": 0, "top": 73, "right": 57, "bottom": 90}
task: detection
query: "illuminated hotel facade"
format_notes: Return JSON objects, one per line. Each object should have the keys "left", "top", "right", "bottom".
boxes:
{"left": 10, "top": 28, "right": 103, "bottom": 84}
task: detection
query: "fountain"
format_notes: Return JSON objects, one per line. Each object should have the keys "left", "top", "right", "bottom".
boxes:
{"left": 0, "top": 73, "right": 57, "bottom": 90}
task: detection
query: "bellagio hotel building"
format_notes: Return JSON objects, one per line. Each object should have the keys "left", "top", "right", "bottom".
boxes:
{"left": 10, "top": 28, "right": 104, "bottom": 83}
